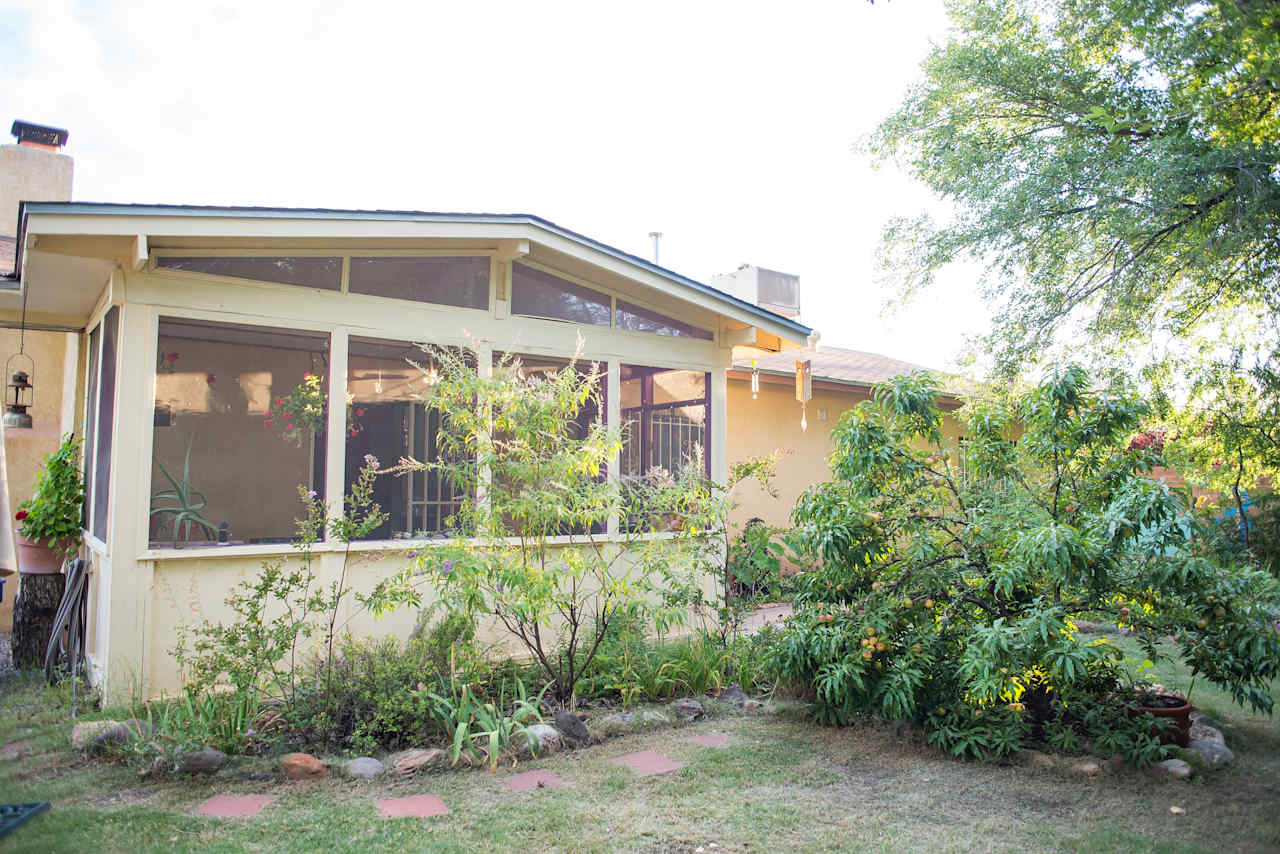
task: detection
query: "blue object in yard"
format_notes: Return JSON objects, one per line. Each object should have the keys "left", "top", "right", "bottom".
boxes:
{"left": 0, "top": 577, "right": 4, "bottom": 602}
{"left": 0, "top": 803, "right": 50, "bottom": 839}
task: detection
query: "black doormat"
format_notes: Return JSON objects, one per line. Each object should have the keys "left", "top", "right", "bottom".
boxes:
{"left": 0, "top": 803, "right": 50, "bottom": 839}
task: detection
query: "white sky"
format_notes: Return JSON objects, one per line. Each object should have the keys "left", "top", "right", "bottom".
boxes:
{"left": 1, "top": 0, "right": 990, "bottom": 373}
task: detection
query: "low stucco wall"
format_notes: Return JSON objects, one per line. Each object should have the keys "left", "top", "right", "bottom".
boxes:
{"left": 142, "top": 540, "right": 720, "bottom": 699}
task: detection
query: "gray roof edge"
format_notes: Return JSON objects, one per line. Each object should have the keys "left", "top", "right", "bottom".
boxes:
{"left": 17, "top": 202, "right": 813, "bottom": 340}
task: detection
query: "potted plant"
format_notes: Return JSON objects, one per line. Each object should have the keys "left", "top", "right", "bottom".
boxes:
{"left": 1128, "top": 684, "right": 1194, "bottom": 747}
{"left": 14, "top": 433, "right": 85, "bottom": 572}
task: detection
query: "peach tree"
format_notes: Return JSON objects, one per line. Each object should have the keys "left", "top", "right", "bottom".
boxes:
{"left": 774, "top": 366, "right": 1280, "bottom": 760}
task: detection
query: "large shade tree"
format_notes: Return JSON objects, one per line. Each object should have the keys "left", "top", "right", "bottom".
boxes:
{"left": 871, "top": 0, "right": 1280, "bottom": 546}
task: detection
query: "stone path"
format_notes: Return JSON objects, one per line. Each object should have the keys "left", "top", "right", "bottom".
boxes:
{"left": 502, "top": 769, "right": 569, "bottom": 792}
{"left": 197, "top": 794, "right": 274, "bottom": 818}
{"left": 196, "top": 726, "right": 730, "bottom": 820}
{"left": 610, "top": 749, "right": 686, "bottom": 777}
{"left": 375, "top": 794, "right": 450, "bottom": 819}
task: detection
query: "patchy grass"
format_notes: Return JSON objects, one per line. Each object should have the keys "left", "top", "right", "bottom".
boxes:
{"left": 1, "top": 645, "right": 1277, "bottom": 854}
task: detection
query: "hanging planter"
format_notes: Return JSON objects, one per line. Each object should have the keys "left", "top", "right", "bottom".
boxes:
{"left": 266, "top": 373, "right": 360, "bottom": 445}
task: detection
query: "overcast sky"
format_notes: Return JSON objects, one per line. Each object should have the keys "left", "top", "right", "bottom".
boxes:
{"left": 1, "top": 0, "right": 990, "bottom": 372}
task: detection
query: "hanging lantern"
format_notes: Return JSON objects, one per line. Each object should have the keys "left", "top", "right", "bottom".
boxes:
{"left": 4, "top": 271, "right": 35, "bottom": 430}
{"left": 3, "top": 354, "right": 34, "bottom": 429}
{"left": 750, "top": 359, "right": 760, "bottom": 400}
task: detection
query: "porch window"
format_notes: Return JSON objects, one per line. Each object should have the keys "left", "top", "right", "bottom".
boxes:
{"left": 511, "top": 263, "right": 610, "bottom": 326}
{"left": 616, "top": 300, "right": 713, "bottom": 340}
{"left": 156, "top": 256, "right": 342, "bottom": 291}
{"left": 620, "top": 365, "right": 710, "bottom": 478}
{"left": 346, "top": 338, "right": 466, "bottom": 540}
{"left": 349, "top": 257, "right": 489, "bottom": 310}
{"left": 149, "top": 318, "right": 329, "bottom": 548}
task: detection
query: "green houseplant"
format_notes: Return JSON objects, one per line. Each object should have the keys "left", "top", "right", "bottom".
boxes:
{"left": 15, "top": 432, "right": 85, "bottom": 571}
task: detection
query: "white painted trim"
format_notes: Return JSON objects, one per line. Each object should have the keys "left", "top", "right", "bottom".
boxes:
{"left": 325, "top": 329, "right": 349, "bottom": 535}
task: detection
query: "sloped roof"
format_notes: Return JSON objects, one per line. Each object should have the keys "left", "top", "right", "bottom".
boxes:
{"left": 13, "top": 202, "right": 814, "bottom": 342}
{"left": 735, "top": 345, "right": 934, "bottom": 387}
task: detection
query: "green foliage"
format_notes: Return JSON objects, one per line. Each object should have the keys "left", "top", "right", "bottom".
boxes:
{"left": 172, "top": 456, "right": 408, "bottom": 716}
{"left": 872, "top": 0, "right": 1280, "bottom": 370}
{"left": 397, "top": 342, "right": 728, "bottom": 705}
{"left": 579, "top": 619, "right": 778, "bottom": 705}
{"left": 775, "top": 367, "right": 1280, "bottom": 762}
{"left": 16, "top": 433, "right": 85, "bottom": 553}
{"left": 418, "top": 673, "right": 545, "bottom": 770}
{"left": 727, "top": 521, "right": 788, "bottom": 601}
{"left": 124, "top": 688, "right": 261, "bottom": 768}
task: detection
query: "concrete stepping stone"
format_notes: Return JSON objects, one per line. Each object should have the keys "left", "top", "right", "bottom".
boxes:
{"left": 686, "top": 732, "right": 731, "bottom": 748}
{"left": 376, "top": 794, "right": 450, "bottom": 819}
{"left": 502, "top": 769, "right": 570, "bottom": 792}
{"left": 197, "top": 794, "right": 274, "bottom": 818}
{"left": 610, "top": 749, "right": 685, "bottom": 777}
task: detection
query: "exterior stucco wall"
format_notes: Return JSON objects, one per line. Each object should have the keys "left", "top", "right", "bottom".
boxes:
{"left": 725, "top": 377, "right": 967, "bottom": 531}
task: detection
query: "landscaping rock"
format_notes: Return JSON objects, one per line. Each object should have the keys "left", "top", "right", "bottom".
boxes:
{"left": 281, "top": 752, "right": 329, "bottom": 780}
{"left": 1022, "top": 750, "right": 1056, "bottom": 771}
{"left": 1192, "top": 714, "right": 1226, "bottom": 731}
{"left": 554, "top": 710, "right": 591, "bottom": 745}
{"left": 1073, "top": 761, "right": 1101, "bottom": 778}
{"left": 671, "top": 698, "right": 705, "bottom": 722}
{"left": 1100, "top": 755, "right": 1128, "bottom": 774}
{"left": 594, "top": 713, "right": 639, "bottom": 738}
{"left": 178, "top": 746, "right": 229, "bottom": 775}
{"left": 717, "top": 685, "right": 749, "bottom": 705}
{"left": 640, "top": 710, "right": 673, "bottom": 727}
{"left": 390, "top": 748, "right": 445, "bottom": 775}
{"left": 1153, "top": 758, "right": 1193, "bottom": 780}
{"left": 71, "top": 719, "right": 148, "bottom": 751}
{"left": 743, "top": 700, "right": 763, "bottom": 713}
{"left": 344, "top": 757, "right": 384, "bottom": 779}
{"left": 522, "top": 725, "right": 563, "bottom": 757}
{"left": 1188, "top": 739, "right": 1235, "bottom": 768}
{"left": 1188, "top": 722, "right": 1225, "bottom": 745}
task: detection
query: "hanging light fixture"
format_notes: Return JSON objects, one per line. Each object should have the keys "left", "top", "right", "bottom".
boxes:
{"left": 3, "top": 275, "right": 34, "bottom": 429}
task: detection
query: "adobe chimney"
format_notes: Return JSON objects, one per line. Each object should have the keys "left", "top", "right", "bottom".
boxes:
{"left": 1, "top": 120, "right": 73, "bottom": 238}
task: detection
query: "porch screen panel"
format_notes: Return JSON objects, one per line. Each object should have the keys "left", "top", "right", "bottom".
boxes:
{"left": 346, "top": 338, "right": 466, "bottom": 539}
{"left": 511, "top": 263, "right": 610, "bottom": 326}
{"left": 82, "top": 324, "right": 100, "bottom": 532}
{"left": 150, "top": 318, "right": 329, "bottom": 547}
{"left": 156, "top": 256, "right": 342, "bottom": 291}
{"left": 349, "top": 257, "right": 489, "bottom": 310}
{"left": 616, "top": 300, "right": 713, "bottom": 340}
{"left": 92, "top": 306, "right": 119, "bottom": 540}
{"left": 619, "top": 364, "right": 710, "bottom": 479}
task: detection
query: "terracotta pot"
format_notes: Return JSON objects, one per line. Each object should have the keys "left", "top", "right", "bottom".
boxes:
{"left": 14, "top": 533, "right": 76, "bottom": 574}
{"left": 1130, "top": 693, "right": 1194, "bottom": 747}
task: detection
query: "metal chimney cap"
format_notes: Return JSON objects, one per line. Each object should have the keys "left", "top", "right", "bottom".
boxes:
{"left": 10, "top": 120, "right": 69, "bottom": 148}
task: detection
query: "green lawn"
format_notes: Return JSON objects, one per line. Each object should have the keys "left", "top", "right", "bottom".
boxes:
{"left": 1, "top": 633, "right": 1277, "bottom": 854}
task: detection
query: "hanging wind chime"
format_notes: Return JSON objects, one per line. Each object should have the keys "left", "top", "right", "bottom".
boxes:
{"left": 795, "top": 358, "right": 811, "bottom": 432}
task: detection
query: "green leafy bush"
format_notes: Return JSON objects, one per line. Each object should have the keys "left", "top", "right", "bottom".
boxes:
{"left": 16, "top": 433, "right": 85, "bottom": 553}
{"left": 775, "top": 366, "right": 1280, "bottom": 762}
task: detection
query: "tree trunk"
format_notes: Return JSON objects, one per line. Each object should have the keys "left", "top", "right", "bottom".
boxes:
{"left": 12, "top": 572, "right": 66, "bottom": 670}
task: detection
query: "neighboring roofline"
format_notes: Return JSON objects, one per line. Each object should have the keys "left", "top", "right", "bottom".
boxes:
{"left": 14, "top": 201, "right": 814, "bottom": 340}
{"left": 728, "top": 365, "right": 966, "bottom": 405}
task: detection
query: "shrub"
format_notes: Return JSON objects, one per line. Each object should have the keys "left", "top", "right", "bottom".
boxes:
{"left": 776, "top": 366, "right": 1280, "bottom": 761}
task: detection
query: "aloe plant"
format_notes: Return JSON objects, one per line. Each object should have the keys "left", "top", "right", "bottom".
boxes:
{"left": 151, "top": 433, "right": 217, "bottom": 547}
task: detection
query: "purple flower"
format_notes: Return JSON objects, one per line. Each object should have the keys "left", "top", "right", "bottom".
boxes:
{"left": 441, "top": 559, "right": 454, "bottom": 577}
{"left": 406, "top": 551, "right": 420, "bottom": 559}
{"left": 307, "top": 490, "right": 317, "bottom": 499}
{"left": 496, "top": 581, "right": 505, "bottom": 593}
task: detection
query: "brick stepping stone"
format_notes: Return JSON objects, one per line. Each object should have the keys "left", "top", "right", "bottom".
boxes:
{"left": 502, "top": 769, "right": 570, "bottom": 792}
{"left": 686, "top": 732, "right": 731, "bottom": 748}
{"left": 610, "top": 750, "right": 685, "bottom": 777}
{"left": 376, "top": 794, "right": 450, "bottom": 819}
{"left": 197, "top": 794, "right": 274, "bottom": 818}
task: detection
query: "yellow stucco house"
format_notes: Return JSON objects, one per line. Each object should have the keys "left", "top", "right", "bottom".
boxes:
{"left": 0, "top": 197, "right": 815, "bottom": 699}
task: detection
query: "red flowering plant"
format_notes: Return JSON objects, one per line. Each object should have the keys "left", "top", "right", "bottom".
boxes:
{"left": 16, "top": 433, "right": 85, "bottom": 556}
{"left": 266, "top": 373, "right": 359, "bottom": 445}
